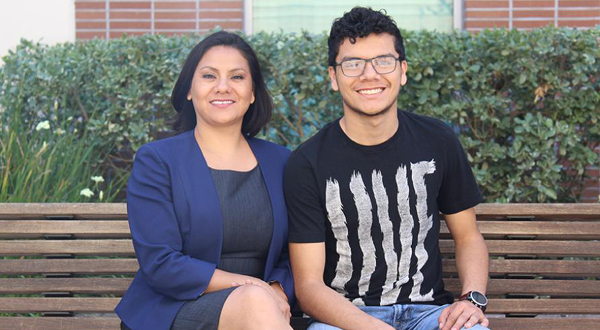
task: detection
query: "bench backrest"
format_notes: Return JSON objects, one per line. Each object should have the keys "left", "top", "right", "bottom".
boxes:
{"left": 0, "top": 203, "right": 599, "bottom": 330}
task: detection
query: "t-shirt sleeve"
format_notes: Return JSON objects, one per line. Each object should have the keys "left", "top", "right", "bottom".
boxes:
{"left": 437, "top": 128, "right": 483, "bottom": 214}
{"left": 284, "top": 150, "right": 327, "bottom": 243}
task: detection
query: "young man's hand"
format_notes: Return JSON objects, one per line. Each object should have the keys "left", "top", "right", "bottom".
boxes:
{"left": 438, "top": 300, "right": 489, "bottom": 330}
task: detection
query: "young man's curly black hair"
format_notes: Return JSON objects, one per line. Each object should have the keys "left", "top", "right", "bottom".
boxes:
{"left": 328, "top": 6, "right": 406, "bottom": 67}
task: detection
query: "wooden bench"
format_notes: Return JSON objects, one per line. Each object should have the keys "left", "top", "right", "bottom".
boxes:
{"left": 0, "top": 203, "right": 599, "bottom": 330}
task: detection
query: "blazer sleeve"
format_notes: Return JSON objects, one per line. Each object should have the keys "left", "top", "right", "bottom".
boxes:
{"left": 265, "top": 145, "right": 295, "bottom": 303}
{"left": 266, "top": 243, "right": 295, "bottom": 303}
{"left": 127, "top": 144, "right": 217, "bottom": 300}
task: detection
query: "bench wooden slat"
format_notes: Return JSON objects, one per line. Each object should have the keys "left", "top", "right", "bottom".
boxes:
{"left": 474, "top": 203, "right": 600, "bottom": 218}
{"left": 488, "top": 318, "right": 600, "bottom": 330}
{"left": 1, "top": 277, "right": 598, "bottom": 298}
{"left": 443, "top": 259, "right": 600, "bottom": 277}
{"left": 445, "top": 278, "right": 600, "bottom": 297}
{"left": 1, "top": 203, "right": 599, "bottom": 219}
{"left": 0, "top": 278, "right": 132, "bottom": 294}
{"left": 2, "top": 257, "right": 597, "bottom": 278}
{"left": 3, "top": 278, "right": 597, "bottom": 297}
{"left": 0, "top": 240, "right": 135, "bottom": 256}
{"left": 0, "top": 317, "right": 120, "bottom": 330}
{"left": 0, "top": 204, "right": 127, "bottom": 220}
{"left": 5, "top": 220, "right": 599, "bottom": 240}
{"left": 0, "top": 259, "right": 138, "bottom": 275}
{"left": 3, "top": 239, "right": 599, "bottom": 257}
{"left": 1, "top": 316, "right": 598, "bottom": 330}
{"left": 0, "top": 298, "right": 120, "bottom": 313}
{"left": 294, "top": 318, "right": 600, "bottom": 330}
{"left": 487, "top": 299, "right": 600, "bottom": 314}
{"left": 1, "top": 297, "right": 598, "bottom": 314}
{"left": 441, "top": 221, "right": 600, "bottom": 240}
{"left": 440, "top": 240, "right": 600, "bottom": 257}
{"left": 0, "top": 221, "right": 131, "bottom": 238}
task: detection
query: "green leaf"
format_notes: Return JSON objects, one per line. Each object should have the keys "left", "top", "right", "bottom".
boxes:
{"left": 469, "top": 64, "right": 481, "bottom": 72}
{"left": 539, "top": 186, "right": 558, "bottom": 200}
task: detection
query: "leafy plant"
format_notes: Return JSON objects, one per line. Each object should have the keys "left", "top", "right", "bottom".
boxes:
{"left": 1, "top": 28, "right": 598, "bottom": 202}
{"left": 0, "top": 76, "right": 125, "bottom": 202}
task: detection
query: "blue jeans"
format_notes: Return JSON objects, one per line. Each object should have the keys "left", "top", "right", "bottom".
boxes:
{"left": 307, "top": 304, "right": 490, "bottom": 330}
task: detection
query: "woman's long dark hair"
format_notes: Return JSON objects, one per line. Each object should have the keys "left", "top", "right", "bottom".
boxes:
{"left": 171, "top": 31, "right": 272, "bottom": 137}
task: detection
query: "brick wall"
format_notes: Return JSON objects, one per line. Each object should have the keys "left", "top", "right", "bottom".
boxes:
{"left": 464, "top": 0, "right": 600, "bottom": 31}
{"left": 75, "top": 0, "right": 244, "bottom": 40}
{"left": 582, "top": 146, "right": 600, "bottom": 203}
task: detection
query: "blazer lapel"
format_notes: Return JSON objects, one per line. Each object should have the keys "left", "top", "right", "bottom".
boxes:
{"left": 181, "top": 130, "right": 223, "bottom": 263}
{"left": 248, "top": 139, "right": 286, "bottom": 278}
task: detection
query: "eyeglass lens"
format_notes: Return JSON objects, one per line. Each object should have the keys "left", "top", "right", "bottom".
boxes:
{"left": 341, "top": 56, "right": 397, "bottom": 77}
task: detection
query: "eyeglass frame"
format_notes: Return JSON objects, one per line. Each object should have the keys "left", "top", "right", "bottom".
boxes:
{"left": 334, "top": 55, "right": 402, "bottom": 77}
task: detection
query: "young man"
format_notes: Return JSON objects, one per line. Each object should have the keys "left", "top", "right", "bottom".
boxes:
{"left": 284, "top": 7, "right": 490, "bottom": 330}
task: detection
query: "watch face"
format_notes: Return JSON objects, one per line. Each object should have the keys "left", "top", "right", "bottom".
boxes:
{"left": 471, "top": 291, "right": 488, "bottom": 305}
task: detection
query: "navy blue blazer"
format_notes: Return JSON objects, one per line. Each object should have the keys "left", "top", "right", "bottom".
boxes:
{"left": 115, "top": 130, "right": 294, "bottom": 330}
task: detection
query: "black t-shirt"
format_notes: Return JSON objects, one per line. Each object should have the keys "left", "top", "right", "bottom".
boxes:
{"left": 284, "top": 109, "right": 483, "bottom": 307}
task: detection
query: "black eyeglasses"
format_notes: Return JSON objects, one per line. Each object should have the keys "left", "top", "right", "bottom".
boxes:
{"left": 335, "top": 55, "right": 401, "bottom": 77}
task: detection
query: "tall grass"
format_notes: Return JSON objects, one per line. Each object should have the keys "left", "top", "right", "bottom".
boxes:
{"left": 0, "top": 88, "right": 126, "bottom": 202}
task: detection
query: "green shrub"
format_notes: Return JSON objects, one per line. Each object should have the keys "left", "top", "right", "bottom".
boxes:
{"left": 0, "top": 97, "right": 125, "bottom": 202}
{"left": 1, "top": 28, "right": 598, "bottom": 202}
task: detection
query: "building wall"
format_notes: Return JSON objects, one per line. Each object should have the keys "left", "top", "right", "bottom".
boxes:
{"left": 75, "top": 0, "right": 243, "bottom": 40}
{"left": 464, "top": 0, "right": 600, "bottom": 31}
{"left": 0, "top": 0, "right": 75, "bottom": 60}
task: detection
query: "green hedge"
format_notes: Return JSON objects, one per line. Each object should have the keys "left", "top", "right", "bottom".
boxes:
{"left": 1, "top": 27, "right": 599, "bottom": 202}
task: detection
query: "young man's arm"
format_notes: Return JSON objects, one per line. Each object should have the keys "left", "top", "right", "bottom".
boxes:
{"left": 290, "top": 242, "right": 394, "bottom": 330}
{"left": 438, "top": 207, "right": 489, "bottom": 330}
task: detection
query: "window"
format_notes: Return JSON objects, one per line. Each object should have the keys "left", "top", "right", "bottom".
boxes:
{"left": 251, "top": 0, "right": 454, "bottom": 34}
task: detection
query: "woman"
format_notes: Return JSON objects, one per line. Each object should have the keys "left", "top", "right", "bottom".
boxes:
{"left": 116, "top": 31, "right": 294, "bottom": 330}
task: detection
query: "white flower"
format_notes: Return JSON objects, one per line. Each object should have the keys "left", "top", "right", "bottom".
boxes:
{"left": 80, "top": 188, "right": 94, "bottom": 198}
{"left": 55, "top": 128, "right": 65, "bottom": 135}
{"left": 99, "top": 191, "right": 104, "bottom": 201}
{"left": 54, "top": 100, "right": 59, "bottom": 110}
{"left": 91, "top": 176, "right": 104, "bottom": 183}
{"left": 67, "top": 116, "right": 73, "bottom": 121}
{"left": 36, "top": 120, "right": 50, "bottom": 131}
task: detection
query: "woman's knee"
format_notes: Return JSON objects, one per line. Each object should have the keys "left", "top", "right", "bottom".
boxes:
{"left": 225, "top": 284, "right": 283, "bottom": 319}
{"left": 228, "top": 284, "right": 275, "bottom": 307}
{"left": 221, "top": 285, "right": 286, "bottom": 329}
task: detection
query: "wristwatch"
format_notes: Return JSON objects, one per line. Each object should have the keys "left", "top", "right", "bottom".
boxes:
{"left": 459, "top": 291, "right": 488, "bottom": 312}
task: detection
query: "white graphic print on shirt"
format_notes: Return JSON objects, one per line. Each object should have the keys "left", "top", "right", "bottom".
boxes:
{"left": 325, "top": 160, "right": 436, "bottom": 304}
{"left": 325, "top": 179, "right": 352, "bottom": 294}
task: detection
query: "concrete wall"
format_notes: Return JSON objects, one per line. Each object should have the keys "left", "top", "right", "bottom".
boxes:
{"left": 0, "top": 0, "right": 75, "bottom": 60}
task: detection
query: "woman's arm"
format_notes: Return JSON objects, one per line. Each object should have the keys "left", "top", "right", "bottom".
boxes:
{"left": 129, "top": 144, "right": 226, "bottom": 299}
